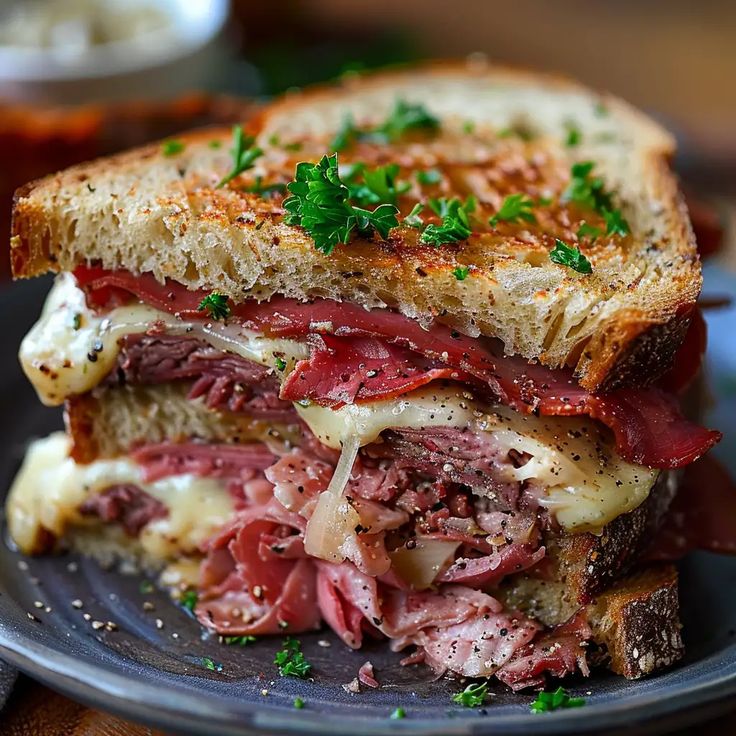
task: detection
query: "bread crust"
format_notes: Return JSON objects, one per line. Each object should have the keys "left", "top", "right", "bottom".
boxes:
{"left": 10, "top": 60, "right": 701, "bottom": 391}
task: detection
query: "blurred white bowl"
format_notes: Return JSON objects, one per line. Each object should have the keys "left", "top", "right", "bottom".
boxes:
{"left": 0, "top": 0, "right": 231, "bottom": 104}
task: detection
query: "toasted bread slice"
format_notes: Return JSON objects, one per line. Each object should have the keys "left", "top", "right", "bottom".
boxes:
{"left": 500, "top": 564, "right": 682, "bottom": 678}
{"left": 11, "top": 60, "right": 699, "bottom": 390}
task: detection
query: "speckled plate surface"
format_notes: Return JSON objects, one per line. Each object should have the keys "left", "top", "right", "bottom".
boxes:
{"left": 0, "top": 269, "right": 734, "bottom": 736}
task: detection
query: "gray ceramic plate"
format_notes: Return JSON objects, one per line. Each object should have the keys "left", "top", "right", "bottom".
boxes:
{"left": 0, "top": 269, "right": 734, "bottom": 736}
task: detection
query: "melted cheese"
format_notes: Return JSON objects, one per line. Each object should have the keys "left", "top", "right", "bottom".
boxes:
{"left": 303, "top": 385, "right": 658, "bottom": 533}
{"left": 19, "top": 273, "right": 307, "bottom": 406}
{"left": 19, "top": 276, "right": 658, "bottom": 535}
{"left": 7, "top": 432, "right": 234, "bottom": 559}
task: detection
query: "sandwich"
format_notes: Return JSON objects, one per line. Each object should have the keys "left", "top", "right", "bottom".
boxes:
{"left": 7, "top": 61, "right": 722, "bottom": 689}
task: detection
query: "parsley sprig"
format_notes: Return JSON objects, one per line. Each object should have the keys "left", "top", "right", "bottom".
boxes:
{"left": 452, "top": 682, "right": 490, "bottom": 707}
{"left": 343, "top": 163, "right": 410, "bottom": 207}
{"left": 452, "top": 265, "right": 470, "bottom": 281}
{"left": 198, "top": 292, "right": 231, "bottom": 320}
{"left": 331, "top": 100, "right": 439, "bottom": 151}
{"left": 216, "top": 125, "right": 263, "bottom": 189}
{"left": 489, "top": 193, "right": 537, "bottom": 226}
{"left": 283, "top": 154, "right": 399, "bottom": 254}
{"left": 223, "top": 635, "right": 257, "bottom": 646}
{"left": 274, "top": 637, "right": 312, "bottom": 678}
{"left": 530, "top": 687, "right": 586, "bottom": 713}
{"left": 371, "top": 100, "right": 440, "bottom": 143}
{"left": 180, "top": 590, "right": 198, "bottom": 613}
{"left": 563, "top": 161, "right": 629, "bottom": 236}
{"left": 420, "top": 196, "right": 476, "bottom": 246}
{"left": 550, "top": 238, "right": 593, "bottom": 274}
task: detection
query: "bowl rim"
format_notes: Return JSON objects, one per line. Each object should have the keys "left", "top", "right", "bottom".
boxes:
{"left": 0, "top": 0, "right": 230, "bottom": 82}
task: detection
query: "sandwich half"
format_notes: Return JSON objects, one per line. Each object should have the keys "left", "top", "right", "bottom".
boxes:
{"left": 7, "top": 61, "right": 721, "bottom": 689}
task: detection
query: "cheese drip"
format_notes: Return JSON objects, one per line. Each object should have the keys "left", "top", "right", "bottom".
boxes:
{"left": 19, "top": 273, "right": 307, "bottom": 406}
{"left": 19, "top": 275, "right": 658, "bottom": 534}
{"left": 7, "top": 432, "right": 234, "bottom": 559}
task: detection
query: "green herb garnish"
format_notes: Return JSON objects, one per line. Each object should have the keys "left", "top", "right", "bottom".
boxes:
{"left": 275, "top": 357, "right": 287, "bottom": 371}
{"left": 283, "top": 141, "right": 303, "bottom": 152}
{"left": 563, "top": 161, "right": 629, "bottom": 236}
{"left": 139, "top": 580, "right": 154, "bottom": 594}
{"left": 550, "top": 238, "right": 593, "bottom": 274}
{"left": 451, "top": 682, "right": 490, "bottom": 707}
{"left": 243, "top": 176, "right": 287, "bottom": 197}
{"left": 274, "top": 637, "right": 312, "bottom": 678}
{"left": 463, "top": 120, "right": 476, "bottom": 134}
{"left": 283, "top": 154, "right": 399, "bottom": 254}
{"left": 72, "top": 313, "right": 82, "bottom": 330}
{"left": 223, "top": 635, "right": 257, "bottom": 646}
{"left": 390, "top": 707, "right": 406, "bottom": 720}
{"left": 530, "top": 687, "right": 586, "bottom": 713}
{"left": 201, "top": 656, "right": 223, "bottom": 672}
{"left": 416, "top": 168, "right": 442, "bottom": 185}
{"left": 489, "top": 193, "right": 537, "bottom": 226}
{"left": 216, "top": 125, "right": 263, "bottom": 188}
{"left": 208, "top": 140, "right": 222, "bottom": 149}
{"left": 197, "top": 292, "right": 231, "bottom": 320}
{"left": 180, "top": 590, "right": 198, "bottom": 613}
{"left": 162, "top": 139, "right": 185, "bottom": 157}
{"left": 293, "top": 697, "right": 305, "bottom": 709}
{"left": 452, "top": 265, "right": 470, "bottom": 281}
{"left": 594, "top": 101, "right": 609, "bottom": 117}
{"left": 420, "top": 196, "right": 475, "bottom": 246}
{"left": 344, "top": 163, "right": 410, "bottom": 207}
{"left": 576, "top": 221, "right": 603, "bottom": 240}
{"left": 372, "top": 100, "right": 439, "bottom": 143}
{"left": 331, "top": 114, "right": 360, "bottom": 152}
{"left": 404, "top": 203, "right": 425, "bottom": 229}
{"left": 565, "top": 126, "right": 582, "bottom": 147}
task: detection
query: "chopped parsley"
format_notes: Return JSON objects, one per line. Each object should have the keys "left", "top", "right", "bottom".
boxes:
{"left": 283, "top": 154, "right": 399, "bottom": 254}
{"left": 463, "top": 120, "right": 476, "bottom": 134}
{"left": 372, "top": 99, "right": 439, "bottom": 143}
{"left": 216, "top": 125, "right": 263, "bottom": 188}
{"left": 197, "top": 292, "right": 231, "bottom": 321}
{"left": 565, "top": 126, "right": 582, "bottom": 147}
{"left": 72, "top": 313, "right": 82, "bottom": 330}
{"left": 404, "top": 202, "right": 425, "bottom": 229}
{"left": 550, "top": 238, "right": 593, "bottom": 274}
{"left": 452, "top": 265, "right": 470, "bottom": 281}
{"left": 420, "top": 196, "right": 476, "bottom": 246}
{"left": 201, "top": 656, "right": 223, "bottom": 672}
{"left": 139, "top": 580, "right": 154, "bottom": 594}
{"left": 293, "top": 697, "right": 305, "bottom": 709}
{"left": 489, "top": 193, "right": 537, "bottom": 226}
{"left": 180, "top": 590, "right": 198, "bottom": 613}
{"left": 208, "top": 140, "right": 222, "bottom": 149}
{"left": 162, "top": 139, "right": 185, "bottom": 156}
{"left": 283, "top": 141, "right": 303, "bottom": 152}
{"left": 331, "top": 114, "right": 360, "bottom": 152}
{"left": 332, "top": 100, "right": 439, "bottom": 151}
{"left": 223, "top": 635, "right": 257, "bottom": 646}
{"left": 563, "top": 161, "right": 629, "bottom": 236}
{"left": 343, "top": 163, "right": 410, "bottom": 207}
{"left": 243, "top": 176, "right": 287, "bottom": 196}
{"left": 416, "top": 168, "right": 442, "bottom": 185}
{"left": 275, "top": 357, "right": 287, "bottom": 371}
{"left": 576, "top": 221, "right": 603, "bottom": 240}
{"left": 390, "top": 707, "right": 406, "bottom": 720}
{"left": 451, "top": 682, "right": 490, "bottom": 707}
{"left": 530, "top": 687, "right": 586, "bottom": 713}
{"left": 594, "top": 101, "right": 609, "bottom": 117}
{"left": 274, "top": 637, "right": 312, "bottom": 678}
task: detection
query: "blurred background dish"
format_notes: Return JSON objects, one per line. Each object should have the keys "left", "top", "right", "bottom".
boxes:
{"left": 0, "top": 0, "right": 232, "bottom": 103}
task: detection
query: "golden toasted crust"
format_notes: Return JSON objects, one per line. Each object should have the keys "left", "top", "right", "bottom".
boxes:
{"left": 10, "top": 60, "right": 701, "bottom": 390}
